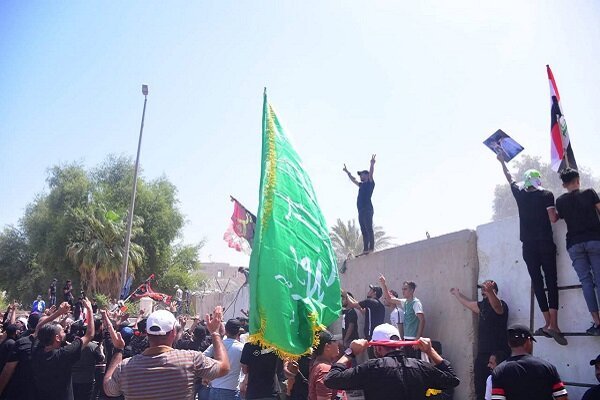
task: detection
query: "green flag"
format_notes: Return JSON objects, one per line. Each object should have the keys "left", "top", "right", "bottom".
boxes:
{"left": 249, "top": 90, "right": 341, "bottom": 359}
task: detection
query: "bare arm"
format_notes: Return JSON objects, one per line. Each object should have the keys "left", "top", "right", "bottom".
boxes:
{"left": 547, "top": 208, "right": 559, "bottom": 223}
{"left": 379, "top": 275, "right": 402, "bottom": 305}
{"left": 482, "top": 282, "right": 504, "bottom": 315}
{"left": 36, "top": 302, "right": 70, "bottom": 335}
{"left": 205, "top": 306, "right": 230, "bottom": 378}
{"left": 79, "top": 299, "right": 95, "bottom": 347}
{"left": 449, "top": 288, "right": 479, "bottom": 314}
{"left": 102, "top": 309, "right": 125, "bottom": 394}
{"left": 343, "top": 322, "right": 356, "bottom": 345}
{"left": 0, "top": 361, "right": 17, "bottom": 394}
{"left": 416, "top": 313, "right": 425, "bottom": 340}
{"left": 497, "top": 153, "right": 513, "bottom": 183}
{"left": 368, "top": 154, "right": 376, "bottom": 181}
{"left": 342, "top": 164, "right": 360, "bottom": 187}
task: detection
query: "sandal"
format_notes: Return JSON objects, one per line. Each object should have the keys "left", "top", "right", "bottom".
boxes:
{"left": 544, "top": 328, "right": 568, "bottom": 346}
{"left": 534, "top": 327, "right": 551, "bottom": 338}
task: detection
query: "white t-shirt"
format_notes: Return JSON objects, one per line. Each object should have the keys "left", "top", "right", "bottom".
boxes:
{"left": 485, "top": 374, "right": 492, "bottom": 400}
{"left": 390, "top": 307, "right": 404, "bottom": 326}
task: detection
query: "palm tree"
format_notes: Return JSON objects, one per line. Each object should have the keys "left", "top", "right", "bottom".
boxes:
{"left": 67, "top": 206, "right": 144, "bottom": 298}
{"left": 329, "top": 218, "right": 394, "bottom": 260}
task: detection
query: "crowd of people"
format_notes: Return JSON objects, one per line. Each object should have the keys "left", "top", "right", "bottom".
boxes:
{"left": 1, "top": 155, "right": 600, "bottom": 400}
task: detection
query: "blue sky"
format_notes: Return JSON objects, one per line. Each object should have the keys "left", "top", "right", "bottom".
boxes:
{"left": 1, "top": 1, "right": 600, "bottom": 267}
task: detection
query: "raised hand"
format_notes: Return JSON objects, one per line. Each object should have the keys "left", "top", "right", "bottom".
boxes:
{"left": 370, "top": 154, "right": 376, "bottom": 164}
{"left": 449, "top": 287, "right": 460, "bottom": 296}
{"left": 206, "top": 306, "right": 223, "bottom": 334}
{"left": 343, "top": 164, "right": 349, "bottom": 173}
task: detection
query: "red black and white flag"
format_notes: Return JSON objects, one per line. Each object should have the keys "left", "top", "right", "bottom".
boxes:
{"left": 547, "top": 65, "right": 577, "bottom": 172}
{"left": 130, "top": 274, "right": 172, "bottom": 304}
{"left": 223, "top": 196, "right": 256, "bottom": 252}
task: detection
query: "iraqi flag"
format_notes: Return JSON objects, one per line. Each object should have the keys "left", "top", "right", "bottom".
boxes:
{"left": 547, "top": 65, "right": 577, "bottom": 172}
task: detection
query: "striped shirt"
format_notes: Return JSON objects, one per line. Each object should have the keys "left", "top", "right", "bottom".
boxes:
{"left": 104, "top": 346, "right": 221, "bottom": 400}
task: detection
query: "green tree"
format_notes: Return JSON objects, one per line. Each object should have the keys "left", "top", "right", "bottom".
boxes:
{"left": 492, "top": 155, "right": 600, "bottom": 220}
{"left": 90, "top": 155, "right": 184, "bottom": 284}
{"left": 155, "top": 243, "right": 206, "bottom": 294}
{"left": 0, "top": 155, "right": 186, "bottom": 302}
{"left": 329, "top": 218, "right": 394, "bottom": 260}
{"left": 66, "top": 207, "right": 144, "bottom": 298}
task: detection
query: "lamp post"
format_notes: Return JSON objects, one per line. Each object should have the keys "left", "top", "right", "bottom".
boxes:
{"left": 120, "top": 84, "right": 148, "bottom": 298}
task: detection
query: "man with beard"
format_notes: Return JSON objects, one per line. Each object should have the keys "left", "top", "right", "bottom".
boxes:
{"left": 450, "top": 280, "right": 509, "bottom": 400}
{"left": 31, "top": 299, "right": 95, "bottom": 400}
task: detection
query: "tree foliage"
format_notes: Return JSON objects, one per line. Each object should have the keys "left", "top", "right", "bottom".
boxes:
{"left": 492, "top": 155, "right": 600, "bottom": 220}
{"left": 66, "top": 206, "right": 145, "bottom": 298}
{"left": 0, "top": 155, "right": 193, "bottom": 302}
{"left": 329, "top": 218, "right": 394, "bottom": 260}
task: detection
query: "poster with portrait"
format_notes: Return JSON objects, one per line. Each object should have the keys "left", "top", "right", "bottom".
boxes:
{"left": 483, "top": 129, "right": 524, "bottom": 162}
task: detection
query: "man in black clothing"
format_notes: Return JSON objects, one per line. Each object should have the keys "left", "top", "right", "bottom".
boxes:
{"left": 450, "top": 280, "right": 509, "bottom": 400}
{"left": 582, "top": 354, "right": 600, "bottom": 400}
{"left": 342, "top": 292, "right": 358, "bottom": 348}
{"left": 0, "top": 325, "right": 18, "bottom": 373}
{"left": 63, "top": 280, "right": 74, "bottom": 305}
{"left": 497, "top": 154, "right": 566, "bottom": 345}
{"left": 491, "top": 324, "right": 568, "bottom": 400}
{"left": 344, "top": 285, "right": 385, "bottom": 341}
{"left": 48, "top": 278, "right": 57, "bottom": 307}
{"left": 0, "top": 312, "right": 41, "bottom": 400}
{"left": 31, "top": 299, "right": 95, "bottom": 400}
{"left": 343, "top": 154, "right": 376, "bottom": 256}
{"left": 556, "top": 168, "right": 600, "bottom": 335}
{"left": 324, "top": 323, "right": 460, "bottom": 399}
{"left": 240, "top": 342, "right": 280, "bottom": 399}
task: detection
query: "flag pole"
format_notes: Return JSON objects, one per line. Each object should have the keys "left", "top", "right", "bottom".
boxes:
{"left": 121, "top": 84, "right": 149, "bottom": 298}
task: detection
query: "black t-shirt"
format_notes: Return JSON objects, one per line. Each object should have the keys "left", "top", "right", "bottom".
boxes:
{"left": 49, "top": 283, "right": 56, "bottom": 296}
{"left": 0, "top": 338, "right": 16, "bottom": 372}
{"left": 289, "top": 355, "right": 310, "bottom": 400}
{"left": 492, "top": 354, "right": 567, "bottom": 400}
{"left": 31, "top": 338, "right": 83, "bottom": 400}
{"left": 556, "top": 188, "right": 600, "bottom": 248}
{"left": 358, "top": 298, "right": 385, "bottom": 339}
{"left": 477, "top": 299, "right": 509, "bottom": 354}
{"left": 510, "top": 183, "right": 555, "bottom": 242}
{"left": 342, "top": 308, "right": 358, "bottom": 342}
{"left": 582, "top": 385, "right": 600, "bottom": 400}
{"left": 240, "top": 343, "right": 279, "bottom": 399}
{"left": 63, "top": 285, "right": 73, "bottom": 302}
{"left": 4, "top": 333, "right": 36, "bottom": 400}
{"left": 357, "top": 181, "right": 375, "bottom": 211}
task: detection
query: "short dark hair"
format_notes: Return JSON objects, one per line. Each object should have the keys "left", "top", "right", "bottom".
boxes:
{"left": 37, "top": 322, "right": 62, "bottom": 347}
{"left": 559, "top": 168, "right": 579, "bottom": 184}
{"left": 404, "top": 281, "right": 417, "bottom": 291}
{"left": 492, "top": 350, "right": 507, "bottom": 364}
{"left": 314, "top": 330, "right": 334, "bottom": 357}
{"left": 389, "top": 290, "right": 399, "bottom": 298}
{"left": 27, "top": 312, "right": 41, "bottom": 330}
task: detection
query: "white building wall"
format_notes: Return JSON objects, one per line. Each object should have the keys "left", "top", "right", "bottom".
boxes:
{"left": 477, "top": 215, "right": 599, "bottom": 400}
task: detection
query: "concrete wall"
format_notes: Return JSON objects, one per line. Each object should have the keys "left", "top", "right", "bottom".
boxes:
{"left": 340, "top": 229, "right": 479, "bottom": 400}
{"left": 477, "top": 216, "right": 599, "bottom": 400}
{"left": 193, "top": 285, "right": 249, "bottom": 322}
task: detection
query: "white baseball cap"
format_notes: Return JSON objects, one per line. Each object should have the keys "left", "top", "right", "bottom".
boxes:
{"left": 371, "top": 323, "right": 400, "bottom": 341}
{"left": 146, "top": 310, "right": 177, "bottom": 336}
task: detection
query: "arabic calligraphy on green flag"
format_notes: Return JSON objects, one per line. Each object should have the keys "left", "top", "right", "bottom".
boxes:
{"left": 248, "top": 90, "right": 341, "bottom": 359}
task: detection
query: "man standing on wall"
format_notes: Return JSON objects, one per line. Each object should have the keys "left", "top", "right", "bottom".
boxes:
{"left": 450, "top": 280, "right": 509, "bottom": 400}
{"left": 48, "top": 278, "right": 57, "bottom": 307}
{"left": 497, "top": 153, "right": 566, "bottom": 345}
{"left": 556, "top": 168, "right": 600, "bottom": 335}
{"left": 343, "top": 154, "right": 376, "bottom": 256}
